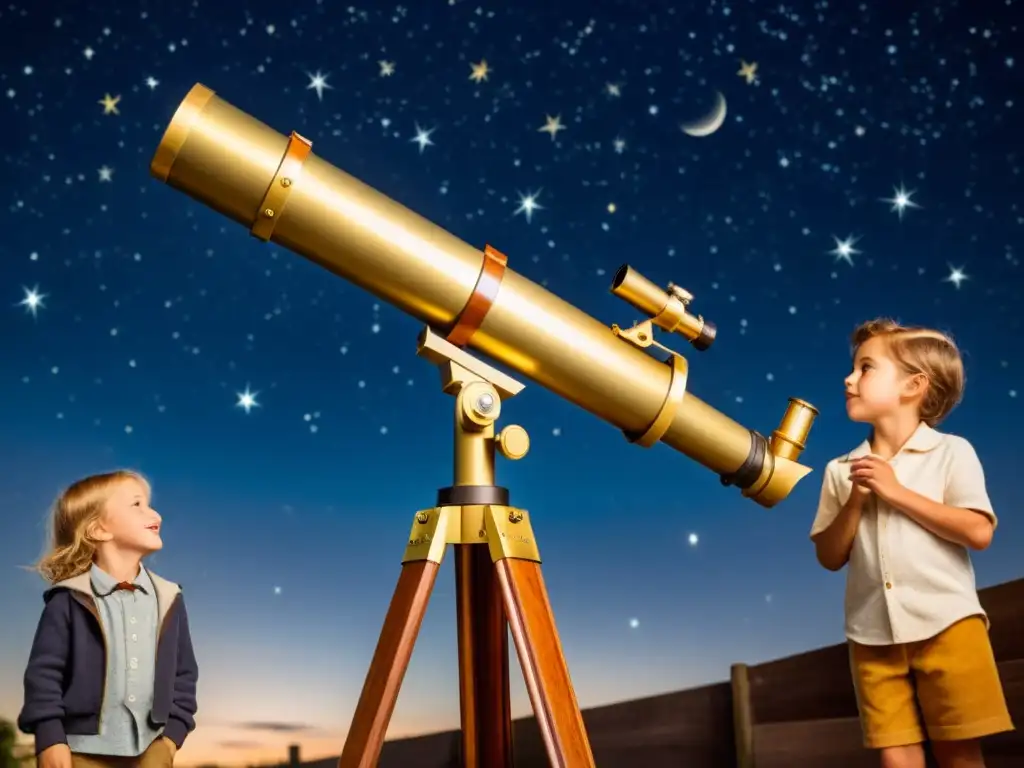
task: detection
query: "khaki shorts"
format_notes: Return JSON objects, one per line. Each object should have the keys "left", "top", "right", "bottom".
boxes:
{"left": 849, "top": 615, "right": 1015, "bottom": 749}
{"left": 72, "top": 737, "right": 175, "bottom": 768}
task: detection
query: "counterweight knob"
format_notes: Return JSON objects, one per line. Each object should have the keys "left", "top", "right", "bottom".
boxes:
{"left": 497, "top": 425, "right": 530, "bottom": 460}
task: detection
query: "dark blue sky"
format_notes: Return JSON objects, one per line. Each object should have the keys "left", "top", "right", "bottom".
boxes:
{"left": 1, "top": 1, "right": 1021, "bottom": 764}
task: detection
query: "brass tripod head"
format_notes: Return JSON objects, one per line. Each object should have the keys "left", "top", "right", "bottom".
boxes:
{"left": 417, "top": 327, "right": 531, "bottom": 489}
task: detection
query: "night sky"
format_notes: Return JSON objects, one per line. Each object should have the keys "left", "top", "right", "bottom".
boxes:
{"left": 2, "top": 1, "right": 1022, "bottom": 765}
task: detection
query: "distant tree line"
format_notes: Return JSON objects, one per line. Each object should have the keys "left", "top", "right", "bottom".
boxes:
{"left": 1, "top": 718, "right": 23, "bottom": 768}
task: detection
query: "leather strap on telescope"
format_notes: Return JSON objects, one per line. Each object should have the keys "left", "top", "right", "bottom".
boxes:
{"left": 721, "top": 430, "right": 768, "bottom": 490}
{"left": 624, "top": 353, "right": 689, "bottom": 448}
{"left": 251, "top": 131, "right": 313, "bottom": 242}
{"left": 447, "top": 244, "right": 508, "bottom": 347}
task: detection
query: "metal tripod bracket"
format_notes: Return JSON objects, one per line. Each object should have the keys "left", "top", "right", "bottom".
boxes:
{"left": 417, "top": 326, "right": 524, "bottom": 400}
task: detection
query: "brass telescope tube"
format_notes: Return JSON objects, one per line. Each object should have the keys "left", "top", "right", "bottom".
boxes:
{"left": 150, "top": 83, "right": 815, "bottom": 507}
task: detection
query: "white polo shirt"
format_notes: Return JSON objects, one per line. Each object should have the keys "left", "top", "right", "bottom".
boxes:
{"left": 810, "top": 422, "right": 997, "bottom": 646}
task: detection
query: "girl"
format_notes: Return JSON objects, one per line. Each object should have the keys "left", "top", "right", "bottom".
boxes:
{"left": 18, "top": 470, "right": 198, "bottom": 768}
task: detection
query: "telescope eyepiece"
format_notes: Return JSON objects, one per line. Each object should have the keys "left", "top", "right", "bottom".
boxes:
{"left": 611, "top": 264, "right": 715, "bottom": 351}
{"left": 692, "top": 319, "right": 716, "bottom": 351}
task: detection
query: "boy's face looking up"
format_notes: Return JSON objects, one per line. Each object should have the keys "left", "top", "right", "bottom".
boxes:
{"left": 89, "top": 477, "right": 164, "bottom": 556}
{"left": 844, "top": 335, "right": 925, "bottom": 424}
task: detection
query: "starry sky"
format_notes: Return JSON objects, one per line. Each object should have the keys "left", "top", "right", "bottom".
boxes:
{"left": 1, "top": 1, "right": 1022, "bottom": 765}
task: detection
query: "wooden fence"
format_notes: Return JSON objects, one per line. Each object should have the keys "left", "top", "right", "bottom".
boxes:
{"left": 734, "top": 577, "right": 1024, "bottom": 768}
{"left": 287, "top": 578, "right": 1024, "bottom": 768}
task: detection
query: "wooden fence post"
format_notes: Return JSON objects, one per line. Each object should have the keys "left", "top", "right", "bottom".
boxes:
{"left": 731, "top": 662, "right": 755, "bottom": 768}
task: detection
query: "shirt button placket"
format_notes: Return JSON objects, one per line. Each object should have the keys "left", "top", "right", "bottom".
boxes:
{"left": 880, "top": 505, "right": 892, "bottom": 588}
{"left": 125, "top": 594, "right": 141, "bottom": 742}
{"left": 126, "top": 598, "right": 139, "bottom": 716}
{"left": 876, "top": 494, "right": 899, "bottom": 642}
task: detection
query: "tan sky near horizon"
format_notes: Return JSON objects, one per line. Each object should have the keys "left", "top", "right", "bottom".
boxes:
{"left": 7, "top": 718, "right": 459, "bottom": 768}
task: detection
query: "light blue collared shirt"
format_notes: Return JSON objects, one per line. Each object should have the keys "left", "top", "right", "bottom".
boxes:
{"left": 66, "top": 564, "right": 164, "bottom": 757}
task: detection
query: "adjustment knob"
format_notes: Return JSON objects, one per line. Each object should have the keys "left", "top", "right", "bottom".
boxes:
{"left": 667, "top": 283, "right": 694, "bottom": 304}
{"left": 496, "top": 425, "right": 530, "bottom": 460}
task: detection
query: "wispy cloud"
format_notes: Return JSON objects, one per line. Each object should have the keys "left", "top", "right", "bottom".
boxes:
{"left": 233, "top": 722, "right": 318, "bottom": 734}
{"left": 218, "top": 740, "right": 263, "bottom": 749}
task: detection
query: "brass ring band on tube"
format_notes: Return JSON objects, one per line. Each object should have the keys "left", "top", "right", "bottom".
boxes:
{"left": 625, "top": 353, "right": 688, "bottom": 447}
{"left": 251, "top": 131, "right": 313, "bottom": 242}
{"left": 447, "top": 243, "right": 508, "bottom": 347}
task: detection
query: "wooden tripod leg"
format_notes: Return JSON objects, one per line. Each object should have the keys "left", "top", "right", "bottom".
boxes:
{"left": 496, "top": 558, "right": 596, "bottom": 768}
{"left": 338, "top": 560, "right": 439, "bottom": 768}
{"left": 455, "top": 544, "right": 513, "bottom": 768}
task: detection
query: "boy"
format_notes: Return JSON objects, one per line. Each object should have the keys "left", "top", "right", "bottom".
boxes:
{"left": 810, "top": 318, "right": 1013, "bottom": 768}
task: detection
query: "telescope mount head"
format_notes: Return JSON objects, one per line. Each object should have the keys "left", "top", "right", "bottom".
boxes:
{"left": 417, "top": 326, "right": 524, "bottom": 402}
{"left": 416, "top": 326, "right": 530, "bottom": 474}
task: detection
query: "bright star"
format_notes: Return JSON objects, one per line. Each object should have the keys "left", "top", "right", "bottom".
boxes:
{"left": 378, "top": 60, "right": 395, "bottom": 77}
{"left": 306, "top": 70, "right": 332, "bottom": 101}
{"left": 737, "top": 60, "right": 759, "bottom": 84}
{"left": 144, "top": 76, "right": 159, "bottom": 90}
{"left": 880, "top": 185, "right": 921, "bottom": 220}
{"left": 18, "top": 286, "right": 46, "bottom": 317}
{"left": 628, "top": 618, "right": 639, "bottom": 629}
{"left": 410, "top": 124, "right": 435, "bottom": 153}
{"left": 514, "top": 190, "right": 543, "bottom": 223}
{"left": 829, "top": 235, "right": 861, "bottom": 266}
{"left": 236, "top": 386, "right": 260, "bottom": 413}
{"left": 538, "top": 115, "right": 565, "bottom": 140}
{"left": 613, "top": 137, "right": 626, "bottom": 154}
{"left": 469, "top": 60, "right": 490, "bottom": 83}
{"left": 98, "top": 93, "right": 120, "bottom": 115}
{"left": 687, "top": 532, "right": 699, "bottom": 546}
{"left": 98, "top": 165, "right": 113, "bottom": 182}
{"left": 944, "top": 264, "right": 969, "bottom": 289}
{"left": 605, "top": 83, "right": 622, "bottom": 97}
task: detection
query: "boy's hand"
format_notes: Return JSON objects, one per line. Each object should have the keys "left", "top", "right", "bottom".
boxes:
{"left": 849, "top": 481, "right": 872, "bottom": 503}
{"left": 39, "top": 743, "right": 72, "bottom": 768}
{"left": 850, "top": 456, "right": 902, "bottom": 505}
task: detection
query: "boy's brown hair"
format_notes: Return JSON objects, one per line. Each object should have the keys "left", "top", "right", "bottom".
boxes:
{"left": 850, "top": 317, "right": 965, "bottom": 427}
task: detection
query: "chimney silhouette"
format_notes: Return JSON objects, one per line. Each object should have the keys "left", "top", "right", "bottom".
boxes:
{"left": 288, "top": 744, "right": 300, "bottom": 768}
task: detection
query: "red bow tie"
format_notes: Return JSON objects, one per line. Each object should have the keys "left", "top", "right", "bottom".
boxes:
{"left": 114, "top": 581, "right": 140, "bottom": 592}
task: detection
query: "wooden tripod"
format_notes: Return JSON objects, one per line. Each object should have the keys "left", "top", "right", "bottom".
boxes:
{"left": 337, "top": 328, "right": 595, "bottom": 768}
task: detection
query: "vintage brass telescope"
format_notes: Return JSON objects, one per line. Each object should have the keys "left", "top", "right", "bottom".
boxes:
{"left": 150, "top": 84, "right": 819, "bottom": 768}
{"left": 151, "top": 83, "right": 817, "bottom": 508}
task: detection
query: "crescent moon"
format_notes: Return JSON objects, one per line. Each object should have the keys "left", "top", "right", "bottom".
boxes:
{"left": 681, "top": 91, "right": 728, "bottom": 138}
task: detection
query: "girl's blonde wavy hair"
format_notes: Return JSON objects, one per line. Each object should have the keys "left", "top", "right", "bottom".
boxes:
{"left": 34, "top": 469, "right": 151, "bottom": 584}
{"left": 851, "top": 318, "right": 966, "bottom": 428}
